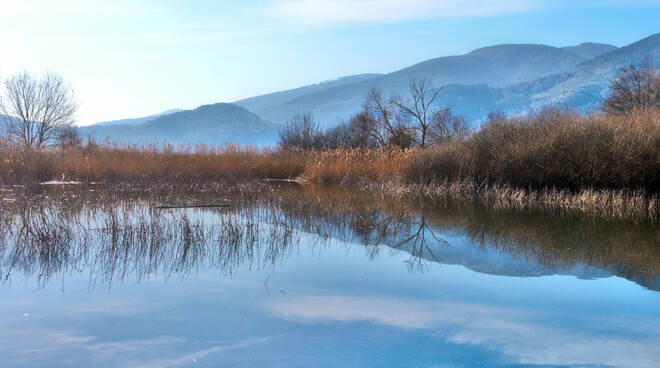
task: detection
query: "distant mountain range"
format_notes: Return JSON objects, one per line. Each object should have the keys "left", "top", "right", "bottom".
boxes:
{"left": 235, "top": 34, "right": 659, "bottom": 128}
{"left": 81, "top": 103, "right": 278, "bottom": 146}
{"left": 78, "top": 32, "right": 659, "bottom": 145}
{"left": 91, "top": 109, "right": 183, "bottom": 127}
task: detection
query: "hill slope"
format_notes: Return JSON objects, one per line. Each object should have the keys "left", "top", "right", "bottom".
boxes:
{"left": 90, "top": 109, "right": 183, "bottom": 127}
{"left": 561, "top": 42, "right": 618, "bottom": 59}
{"left": 236, "top": 74, "right": 382, "bottom": 115}
{"left": 81, "top": 103, "right": 279, "bottom": 146}
{"left": 235, "top": 41, "right": 622, "bottom": 127}
{"left": 78, "top": 33, "right": 658, "bottom": 145}
{"left": 502, "top": 32, "right": 660, "bottom": 113}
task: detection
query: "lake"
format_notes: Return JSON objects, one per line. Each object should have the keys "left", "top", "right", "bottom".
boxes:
{"left": 1, "top": 183, "right": 659, "bottom": 367}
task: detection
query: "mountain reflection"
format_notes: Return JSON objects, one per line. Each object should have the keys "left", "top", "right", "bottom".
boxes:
{"left": 0, "top": 183, "right": 658, "bottom": 290}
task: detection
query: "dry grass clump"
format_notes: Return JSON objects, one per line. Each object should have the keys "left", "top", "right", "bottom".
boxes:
{"left": 405, "top": 109, "right": 660, "bottom": 194}
{"left": 301, "top": 147, "right": 410, "bottom": 184}
{"left": 0, "top": 143, "right": 306, "bottom": 185}
{"left": 405, "top": 141, "right": 471, "bottom": 184}
{"left": 468, "top": 109, "right": 659, "bottom": 192}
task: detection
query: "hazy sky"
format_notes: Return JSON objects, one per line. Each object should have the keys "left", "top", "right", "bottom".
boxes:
{"left": 1, "top": 0, "right": 659, "bottom": 125}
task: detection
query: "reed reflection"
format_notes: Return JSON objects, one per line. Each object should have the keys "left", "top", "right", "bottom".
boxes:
{"left": 0, "top": 183, "right": 658, "bottom": 290}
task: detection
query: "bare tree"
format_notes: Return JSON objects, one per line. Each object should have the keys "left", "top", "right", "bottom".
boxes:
{"left": 56, "top": 125, "right": 82, "bottom": 149}
{"left": 346, "top": 112, "right": 379, "bottom": 148}
{"left": 363, "top": 88, "right": 399, "bottom": 146}
{"left": 484, "top": 110, "right": 508, "bottom": 125}
{"left": 387, "top": 124, "right": 416, "bottom": 150}
{"left": 392, "top": 78, "right": 447, "bottom": 148}
{"left": 0, "top": 71, "right": 78, "bottom": 149}
{"left": 428, "top": 110, "right": 471, "bottom": 144}
{"left": 278, "top": 112, "right": 323, "bottom": 150}
{"left": 602, "top": 58, "right": 660, "bottom": 114}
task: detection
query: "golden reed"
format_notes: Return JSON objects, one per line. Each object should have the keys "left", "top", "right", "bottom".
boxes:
{"left": 0, "top": 110, "right": 657, "bottom": 219}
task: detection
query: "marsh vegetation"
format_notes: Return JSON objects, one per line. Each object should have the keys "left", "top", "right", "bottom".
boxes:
{"left": 1, "top": 106, "right": 657, "bottom": 218}
{"left": 1, "top": 65, "right": 659, "bottom": 218}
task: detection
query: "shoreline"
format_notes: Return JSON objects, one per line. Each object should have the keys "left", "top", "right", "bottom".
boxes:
{"left": 3, "top": 178, "right": 657, "bottom": 221}
{"left": 371, "top": 180, "right": 657, "bottom": 220}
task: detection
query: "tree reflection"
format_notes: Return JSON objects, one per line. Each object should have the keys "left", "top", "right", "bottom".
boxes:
{"left": 0, "top": 183, "right": 658, "bottom": 290}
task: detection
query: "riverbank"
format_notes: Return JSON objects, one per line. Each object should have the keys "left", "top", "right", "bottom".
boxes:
{"left": 0, "top": 109, "right": 657, "bottom": 218}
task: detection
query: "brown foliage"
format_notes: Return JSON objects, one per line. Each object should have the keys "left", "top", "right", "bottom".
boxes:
{"left": 0, "top": 143, "right": 306, "bottom": 185}
{"left": 467, "top": 108, "right": 660, "bottom": 192}
{"left": 0, "top": 110, "right": 657, "bottom": 217}
{"left": 602, "top": 58, "right": 660, "bottom": 114}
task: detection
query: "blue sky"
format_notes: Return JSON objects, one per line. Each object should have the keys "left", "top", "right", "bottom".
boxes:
{"left": 1, "top": 0, "right": 659, "bottom": 124}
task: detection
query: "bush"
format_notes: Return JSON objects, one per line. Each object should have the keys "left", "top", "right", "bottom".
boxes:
{"left": 405, "top": 142, "right": 471, "bottom": 184}
{"left": 411, "top": 108, "right": 660, "bottom": 193}
{"left": 602, "top": 58, "right": 660, "bottom": 114}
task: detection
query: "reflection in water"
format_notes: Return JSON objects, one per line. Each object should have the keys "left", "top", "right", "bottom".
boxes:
{"left": 1, "top": 183, "right": 659, "bottom": 290}
{"left": 272, "top": 184, "right": 660, "bottom": 288}
{"left": 1, "top": 192, "right": 296, "bottom": 288}
{"left": 0, "top": 183, "right": 659, "bottom": 368}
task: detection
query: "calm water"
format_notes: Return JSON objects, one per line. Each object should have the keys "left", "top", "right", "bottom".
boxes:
{"left": 0, "top": 183, "right": 659, "bottom": 367}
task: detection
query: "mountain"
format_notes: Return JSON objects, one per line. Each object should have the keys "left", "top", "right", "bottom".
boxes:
{"left": 561, "top": 42, "right": 618, "bottom": 59}
{"left": 396, "top": 44, "right": 584, "bottom": 87}
{"left": 236, "top": 74, "right": 382, "bottom": 114}
{"left": 81, "top": 32, "right": 658, "bottom": 144}
{"left": 90, "top": 109, "right": 183, "bottom": 127}
{"left": 80, "top": 103, "right": 279, "bottom": 146}
{"left": 235, "top": 40, "right": 624, "bottom": 127}
{"left": 0, "top": 115, "right": 10, "bottom": 136}
{"left": 501, "top": 32, "right": 660, "bottom": 113}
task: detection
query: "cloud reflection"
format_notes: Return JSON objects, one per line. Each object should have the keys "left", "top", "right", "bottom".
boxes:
{"left": 267, "top": 294, "right": 660, "bottom": 368}
{"left": 0, "top": 325, "right": 276, "bottom": 367}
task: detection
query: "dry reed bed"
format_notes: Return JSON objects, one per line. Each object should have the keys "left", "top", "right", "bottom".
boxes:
{"left": 0, "top": 110, "right": 657, "bottom": 218}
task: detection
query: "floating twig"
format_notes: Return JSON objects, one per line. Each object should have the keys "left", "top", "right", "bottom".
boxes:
{"left": 154, "top": 204, "right": 230, "bottom": 210}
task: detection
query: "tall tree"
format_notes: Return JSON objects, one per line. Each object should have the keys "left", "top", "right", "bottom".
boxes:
{"left": 0, "top": 71, "right": 78, "bottom": 149}
{"left": 278, "top": 112, "right": 322, "bottom": 150}
{"left": 428, "top": 110, "right": 471, "bottom": 144}
{"left": 392, "top": 78, "right": 446, "bottom": 148}
{"left": 363, "top": 88, "right": 398, "bottom": 146}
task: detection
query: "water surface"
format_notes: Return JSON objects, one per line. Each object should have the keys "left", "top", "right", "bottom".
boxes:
{"left": 1, "top": 183, "right": 659, "bottom": 367}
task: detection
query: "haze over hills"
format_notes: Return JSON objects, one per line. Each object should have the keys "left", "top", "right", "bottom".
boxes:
{"left": 560, "top": 42, "right": 618, "bottom": 59}
{"left": 81, "top": 103, "right": 278, "bottom": 146}
{"left": 500, "top": 32, "right": 660, "bottom": 113}
{"left": 91, "top": 109, "right": 183, "bottom": 127}
{"left": 78, "top": 32, "right": 659, "bottom": 145}
{"left": 234, "top": 40, "right": 626, "bottom": 127}
{"left": 236, "top": 74, "right": 382, "bottom": 114}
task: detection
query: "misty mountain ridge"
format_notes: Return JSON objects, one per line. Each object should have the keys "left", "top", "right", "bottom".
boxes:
{"left": 560, "top": 42, "right": 618, "bottom": 59}
{"left": 233, "top": 39, "right": 630, "bottom": 127}
{"left": 502, "top": 32, "right": 660, "bottom": 113}
{"left": 236, "top": 74, "right": 382, "bottom": 114}
{"left": 81, "top": 103, "right": 278, "bottom": 146}
{"left": 90, "top": 109, "right": 184, "bottom": 127}
{"left": 79, "top": 32, "right": 659, "bottom": 146}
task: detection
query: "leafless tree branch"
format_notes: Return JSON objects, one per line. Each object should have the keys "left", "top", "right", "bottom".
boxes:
{"left": 0, "top": 71, "right": 78, "bottom": 149}
{"left": 392, "top": 78, "right": 446, "bottom": 148}
{"left": 602, "top": 57, "right": 660, "bottom": 115}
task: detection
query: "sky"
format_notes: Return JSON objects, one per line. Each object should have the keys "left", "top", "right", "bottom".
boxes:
{"left": 1, "top": 0, "right": 659, "bottom": 125}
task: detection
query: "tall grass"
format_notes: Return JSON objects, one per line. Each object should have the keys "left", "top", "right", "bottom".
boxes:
{"left": 0, "top": 142, "right": 306, "bottom": 184}
{"left": 406, "top": 109, "right": 660, "bottom": 193}
{"left": 301, "top": 147, "right": 410, "bottom": 184}
{"left": 0, "top": 110, "right": 657, "bottom": 216}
